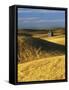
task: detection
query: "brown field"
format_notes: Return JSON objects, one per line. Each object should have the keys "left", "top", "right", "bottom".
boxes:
{"left": 17, "top": 29, "right": 65, "bottom": 82}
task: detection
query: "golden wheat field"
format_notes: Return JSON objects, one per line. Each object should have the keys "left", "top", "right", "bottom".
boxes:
{"left": 18, "top": 55, "right": 65, "bottom": 82}
{"left": 41, "top": 35, "right": 65, "bottom": 45}
{"left": 17, "top": 29, "right": 65, "bottom": 82}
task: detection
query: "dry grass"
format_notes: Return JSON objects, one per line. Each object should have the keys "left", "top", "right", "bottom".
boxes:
{"left": 18, "top": 55, "right": 65, "bottom": 82}
{"left": 18, "top": 35, "right": 65, "bottom": 63}
{"left": 17, "top": 32, "right": 65, "bottom": 82}
{"left": 18, "top": 36, "right": 44, "bottom": 63}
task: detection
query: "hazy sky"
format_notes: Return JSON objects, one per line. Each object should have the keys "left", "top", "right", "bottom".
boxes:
{"left": 18, "top": 8, "right": 65, "bottom": 29}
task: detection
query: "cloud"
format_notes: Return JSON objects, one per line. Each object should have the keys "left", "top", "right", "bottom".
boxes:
{"left": 18, "top": 8, "right": 34, "bottom": 13}
{"left": 18, "top": 17, "right": 38, "bottom": 21}
{"left": 18, "top": 17, "right": 65, "bottom": 23}
{"left": 18, "top": 8, "right": 65, "bottom": 29}
{"left": 36, "top": 19, "right": 65, "bottom": 23}
{"left": 18, "top": 8, "right": 65, "bottom": 14}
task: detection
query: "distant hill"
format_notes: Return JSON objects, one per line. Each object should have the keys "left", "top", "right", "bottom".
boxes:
{"left": 18, "top": 28, "right": 65, "bottom": 36}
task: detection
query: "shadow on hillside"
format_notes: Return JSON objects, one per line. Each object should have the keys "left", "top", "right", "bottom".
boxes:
{"left": 24, "top": 36, "right": 65, "bottom": 55}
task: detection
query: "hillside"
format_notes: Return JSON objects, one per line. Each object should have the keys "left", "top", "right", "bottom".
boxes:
{"left": 18, "top": 55, "right": 65, "bottom": 82}
{"left": 17, "top": 29, "right": 65, "bottom": 82}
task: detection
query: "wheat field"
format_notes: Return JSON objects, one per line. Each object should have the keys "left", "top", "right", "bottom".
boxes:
{"left": 17, "top": 29, "right": 65, "bottom": 82}
{"left": 18, "top": 55, "right": 65, "bottom": 82}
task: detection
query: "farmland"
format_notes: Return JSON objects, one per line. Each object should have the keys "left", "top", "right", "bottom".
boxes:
{"left": 17, "top": 28, "right": 65, "bottom": 82}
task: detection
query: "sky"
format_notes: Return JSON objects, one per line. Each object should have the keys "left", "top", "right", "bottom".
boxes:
{"left": 18, "top": 8, "right": 65, "bottom": 29}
